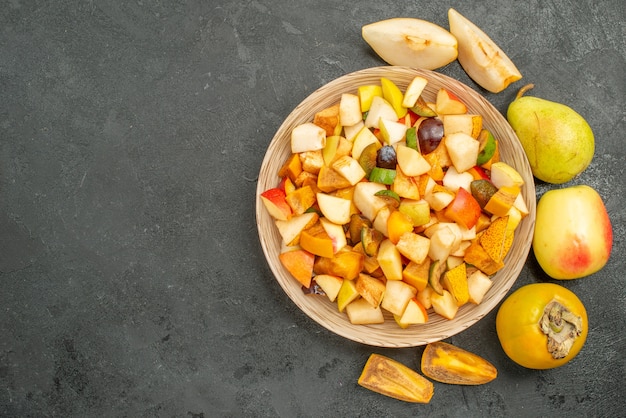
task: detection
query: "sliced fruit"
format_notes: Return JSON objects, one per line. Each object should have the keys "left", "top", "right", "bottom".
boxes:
{"left": 337, "top": 279, "right": 360, "bottom": 312}
{"left": 358, "top": 85, "right": 383, "bottom": 112}
{"left": 331, "top": 155, "right": 367, "bottom": 185}
{"left": 394, "top": 297, "right": 429, "bottom": 328}
{"left": 387, "top": 210, "right": 414, "bottom": 244}
{"left": 377, "top": 238, "right": 403, "bottom": 281}
{"left": 353, "top": 181, "right": 389, "bottom": 221}
{"left": 369, "top": 167, "right": 396, "bottom": 185}
{"left": 430, "top": 289, "right": 459, "bottom": 320}
{"left": 381, "top": 77, "right": 408, "bottom": 119}
{"left": 402, "top": 258, "right": 430, "bottom": 291}
{"left": 260, "top": 187, "right": 293, "bottom": 221}
{"left": 421, "top": 341, "right": 497, "bottom": 385}
{"left": 275, "top": 211, "right": 319, "bottom": 246}
{"left": 358, "top": 353, "right": 434, "bottom": 403}
{"left": 402, "top": 76, "right": 428, "bottom": 108}
{"left": 445, "top": 132, "right": 480, "bottom": 173}
{"left": 381, "top": 279, "right": 417, "bottom": 316}
{"left": 448, "top": 8, "right": 522, "bottom": 93}
{"left": 355, "top": 273, "right": 386, "bottom": 307}
{"left": 476, "top": 129, "right": 496, "bottom": 165}
{"left": 362, "top": 18, "right": 458, "bottom": 71}
{"left": 339, "top": 93, "right": 362, "bottom": 127}
{"left": 361, "top": 225, "right": 384, "bottom": 257}
{"left": 316, "top": 192, "right": 352, "bottom": 225}
{"left": 490, "top": 161, "right": 524, "bottom": 189}
{"left": 395, "top": 232, "right": 431, "bottom": 265}
{"left": 466, "top": 269, "right": 492, "bottom": 304}
{"left": 441, "top": 262, "right": 469, "bottom": 306}
{"left": 428, "top": 259, "right": 446, "bottom": 295}
{"left": 279, "top": 249, "right": 315, "bottom": 288}
{"left": 291, "top": 122, "right": 327, "bottom": 153}
{"left": 364, "top": 96, "right": 398, "bottom": 129}
{"left": 396, "top": 144, "right": 431, "bottom": 177}
{"left": 379, "top": 118, "right": 408, "bottom": 145}
{"left": 345, "top": 298, "right": 385, "bottom": 324}
{"left": 314, "top": 274, "right": 343, "bottom": 303}
{"left": 436, "top": 88, "right": 467, "bottom": 115}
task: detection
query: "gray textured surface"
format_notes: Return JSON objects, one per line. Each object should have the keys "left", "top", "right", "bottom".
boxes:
{"left": 1, "top": 1, "right": 625, "bottom": 417}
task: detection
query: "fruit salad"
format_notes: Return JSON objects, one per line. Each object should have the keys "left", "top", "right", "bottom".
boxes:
{"left": 260, "top": 76, "right": 528, "bottom": 327}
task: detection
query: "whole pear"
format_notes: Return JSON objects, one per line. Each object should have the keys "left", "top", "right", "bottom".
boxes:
{"left": 507, "top": 84, "right": 594, "bottom": 184}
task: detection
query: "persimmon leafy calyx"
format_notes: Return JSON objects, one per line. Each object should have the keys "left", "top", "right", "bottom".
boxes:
{"left": 539, "top": 300, "right": 583, "bottom": 360}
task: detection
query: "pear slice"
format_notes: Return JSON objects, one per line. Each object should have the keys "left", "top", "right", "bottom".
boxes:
{"left": 362, "top": 18, "right": 458, "bottom": 71}
{"left": 448, "top": 8, "right": 522, "bottom": 93}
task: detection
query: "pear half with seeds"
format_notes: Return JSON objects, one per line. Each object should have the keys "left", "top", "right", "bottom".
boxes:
{"left": 448, "top": 8, "right": 522, "bottom": 93}
{"left": 362, "top": 18, "right": 458, "bottom": 71}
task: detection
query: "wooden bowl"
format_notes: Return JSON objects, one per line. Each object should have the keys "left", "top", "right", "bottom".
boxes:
{"left": 256, "top": 66, "right": 536, "bottom": 347}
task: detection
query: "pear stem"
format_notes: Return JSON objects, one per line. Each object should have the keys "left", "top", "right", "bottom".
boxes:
{"left": 516, "top": 83, "right": 535, "bottom": 100}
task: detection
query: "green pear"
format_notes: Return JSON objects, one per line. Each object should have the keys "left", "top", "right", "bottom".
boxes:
{"left": 507, "top": 84, "right": 594, "bottom": 184}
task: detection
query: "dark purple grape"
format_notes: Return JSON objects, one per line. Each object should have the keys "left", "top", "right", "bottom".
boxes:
{"left": 376, "top": 145, "right": 397, "bottom": 169}
{"left": 417, "top": 118, "right": 444, "bottom": 154}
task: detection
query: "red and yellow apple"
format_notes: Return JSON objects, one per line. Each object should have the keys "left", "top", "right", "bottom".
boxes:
{"left": 533, "top": 185, "right": 612, "bottom": 279}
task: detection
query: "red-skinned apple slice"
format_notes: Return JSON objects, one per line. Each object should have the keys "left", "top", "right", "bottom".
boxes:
{"left": 260, "top": 188, "right": 293, "bottom": 221}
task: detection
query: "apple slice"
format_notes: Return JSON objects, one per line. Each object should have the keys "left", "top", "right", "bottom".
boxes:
{"left": 442, "top": 114, "right": 482, "bottom": 139}
{"left": 379, "top": 118, "right": 408, "bottom": 145}
{"left": 445, "top": 132, "right": 480, "bottom": 173}
{"left": 337, "top": 279, "right": 360, "bottom": 312}
{"left": 291, "top": 122, "right": 326, "bottom": 153}
{"left": 466, "top": 270, "right": 493, "bottom": 304}
{"left": 490, "top": 161, "right": 524, "bottom": 189}
{"left": 398, "top": 199, "right": 431, "bottom": 227}
{"left": 394, "top": 298, "right": 429, "bottom": 328}
{"left": 448, "top": 8, "right": 522, "bottom": 93}
{"left": 396, "top": 144, "right": 431, "bottom": 177}
{"left": 442, "top": 166, "right": 474, "bottom": 193}
{"left": 436, "top": 88, "right": 467, "bottom": 115}
{"left": 395, "top": 232, "right": 431, "bottom": 265}
{"left": 353, "top": 181, "right": 388, "bottom": 221}
{"left": 402, "top": 76, "right": 428, "bottom": 108}
{"left": 314, "top": 274, "right": 343, "bottom": 302}
{"left": 362, "top": 18, "right": 458, "bottom": 71}
{"left": 331, "top": 155, "right": 366, "bottom": 185}
{"left": 382, "top": 279, "right": 417, "bottom": 316}
{"left": 260, "top": 188, "right": 293, "bottom": 221}
{"left": 320, "top": 217, "right": 348, "bottom": 254}
{"left": 364, "top": 96, "right": 397, "bottom": 129}
{"left": 316, "top": 192, "right": 352, "bottom": 225}
{"left": 339, "top": 93, "right": 362, "bottom": 127}
{"left": 351, "top": 126, "right": 381, "bottom": 161}
{"left": 430, "top": 289, "right": 459, "bottom": 320}
{"left": 377, "top": 238, "right": 403, "bottom": 281}
{"left": 275, "top": 212, "right": 318, "bottom": 246}
{"left": 345, "top": 298, "right": 385, "bottom": 325}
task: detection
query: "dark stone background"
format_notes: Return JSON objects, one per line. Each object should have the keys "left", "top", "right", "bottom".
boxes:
{"left": 1, "top": 1, "right": 624, "bottom": 416}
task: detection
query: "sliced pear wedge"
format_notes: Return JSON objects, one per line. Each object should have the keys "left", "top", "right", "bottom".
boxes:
{"left": 362, "top": 18, "right": 458, "bottom": 71}
{"left": 448, "top": 8, "right": 522, "bottom": 93}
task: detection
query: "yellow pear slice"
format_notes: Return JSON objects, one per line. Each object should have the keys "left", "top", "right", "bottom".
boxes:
{"left": 362, "top": 18, "right": 458, "bottom": 71}
{"left": 448, "top": 8, "right": 522, "bottom": 93}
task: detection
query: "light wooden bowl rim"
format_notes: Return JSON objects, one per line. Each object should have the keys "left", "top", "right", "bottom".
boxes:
{"left": 256, "top": 66, "right": 536, "bottom": 347}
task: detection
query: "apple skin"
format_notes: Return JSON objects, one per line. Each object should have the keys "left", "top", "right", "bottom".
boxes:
{"left": 533, "top": 185, "right": 612, "bottom": 279}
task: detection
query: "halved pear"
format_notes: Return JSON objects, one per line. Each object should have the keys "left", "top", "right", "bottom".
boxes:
{"left": 448, "top": 8, "right": 522, "bottom": 93}
{"left": 362, "top": 18, "right": 458, "bottom": 71}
